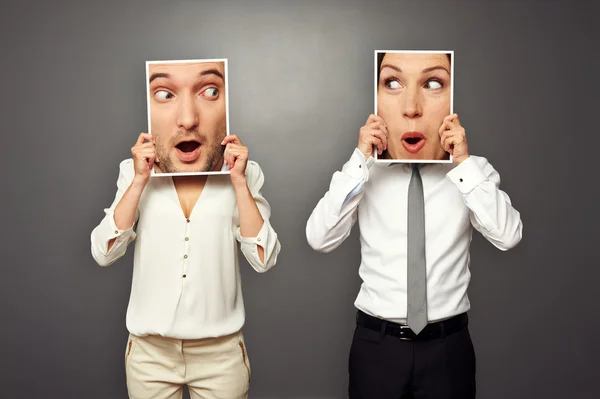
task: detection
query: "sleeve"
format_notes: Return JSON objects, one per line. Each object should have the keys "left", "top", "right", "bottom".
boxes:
{"left": 90, "top": 159, "right": 139, "bottom": 266}
{"left": 446, "top": 156, "right": 523, "bottom": 251}
{"left": 305, "top": 148, "right": 374, "bottom": 253}
{"left": 235, "top": 161, "right": 281, "bottom": 273}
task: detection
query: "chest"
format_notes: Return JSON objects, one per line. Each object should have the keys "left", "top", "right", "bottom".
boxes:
{"left": 136, "top": 177, "right": 238, "bottom": 230}
{"left": 176, "top": 188, "right": 204, "bottom": 219}
{"left": 360, "top": 167, "right": 470, "bottom": 235}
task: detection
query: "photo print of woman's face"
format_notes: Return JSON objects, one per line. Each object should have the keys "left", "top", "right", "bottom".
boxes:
{"left": 376, "top": 51, "right": 452, "bottom": 163}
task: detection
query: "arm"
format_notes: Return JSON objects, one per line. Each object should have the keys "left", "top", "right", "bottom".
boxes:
{"left": 223, "top": 135, "right": 281, "bottom": 273}
{"left": 306, "top": 148, "right": 373, "bottom": 252}
{"left": 235, "top": 162, "right": 281, "bottom": 272}
{"left": 90, "top": 133, "right": 157, "bottom": 266}
{"left": 446, "top": 156, "right": 523, "bottom": 251}
{"left": 439, "top": 114, "right": 522, "bottom": 251}
{"left": 90, "top": 159, "right": 139, "bottom": 266}
{"left": 306, "top": 114, "right": 387, "bottom": 253}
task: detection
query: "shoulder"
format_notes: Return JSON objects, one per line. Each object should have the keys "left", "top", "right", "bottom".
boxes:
{"left": 244, "top": 160, "right": 266, "bottom": 189}
{"left": 117, "top": 158, "right": 135, "bottom": 181}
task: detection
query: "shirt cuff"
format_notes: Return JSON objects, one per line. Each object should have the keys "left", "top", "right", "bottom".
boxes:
{"left": 446, "top": 156, "right": 487, "bottom": 194}
{"left": 106, "top": 210, "right": 135, "bottom": 240}
{"left": 236, "top": 219, "right": 269, "bottom": 247}
{"left": 342, "top": 148, "right": 374, "bottom": 180}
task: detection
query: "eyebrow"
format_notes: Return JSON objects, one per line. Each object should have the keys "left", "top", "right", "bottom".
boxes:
{"left": 380, "top": 64, "right": 450, "bottom": 75}
{"left": 199, "top": 68, "right": 224, "bottom": 81}
{"left": 149, "top": 72, "right": 170, "bottom": 83}
{"left": 148, "top": 69, "right": 225, "bottom": 84}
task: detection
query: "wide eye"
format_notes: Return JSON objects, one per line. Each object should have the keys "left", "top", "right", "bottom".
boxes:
{"left": 203, "top": 87, "right": 219, "bottom": 97}
{"left": 425, "top": 79, "right": 443, "bottom": 89}
{"left": 385, "top": 79, "right": 401, "bottom": 89}
{"left": 154, "top": 90, "right": 173, "bottom": 101}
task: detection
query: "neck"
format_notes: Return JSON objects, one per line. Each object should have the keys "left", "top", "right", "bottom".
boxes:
{"left": 172, "top": 175, "right": 208, "bottom": 188}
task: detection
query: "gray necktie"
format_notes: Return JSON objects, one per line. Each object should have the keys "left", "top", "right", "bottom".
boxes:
{"left": 407, "top": 164, "right": 427, "bottom": 334}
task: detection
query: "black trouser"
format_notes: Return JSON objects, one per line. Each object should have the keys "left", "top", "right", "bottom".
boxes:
{"left": 349, "top": 311, "right": 476, "bottom": 399}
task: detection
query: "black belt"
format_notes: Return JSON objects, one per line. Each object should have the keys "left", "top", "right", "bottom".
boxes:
{"left": 356, "top": 310, "right": 468, "bottom": 340}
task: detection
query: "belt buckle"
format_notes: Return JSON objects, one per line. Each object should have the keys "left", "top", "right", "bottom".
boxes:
{"left": 398, "top": 324, "right": 413, "bottom": 341}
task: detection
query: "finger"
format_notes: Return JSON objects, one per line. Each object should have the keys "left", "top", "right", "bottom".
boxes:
{"left": 133, "top": 147, "right": 156, "bottom": 161}
{"left": 442, "top": 136, "right": 453, "bottom": 152}
{"left": 365, "top": 119, "right": 387, "bottom": 130}
{"left": 224, "top": 143, "right": 243, "bottom": 152}
{"left": 439, "top": 114, "right": 458, "bottom": 133}
{"left": 226, "top": 148, "right": 248, "bottom": 159}
{"left": 137, "top": 142, "right": 156, "bottom": 151}
{"left": 438, "top": 120, "right": 451, "bottom": 135}
{"left": 366, "top": 134, "right": 384, "bottom": 155}
{"left": 444, "top": 120, "right": 460, "bottom": 130}
{"left": 136, "top": 151, "right": 156, "bottom": 165}
{"left": 372, "top": 130, "right": 388, "bottom": 150}
{"left": 440, "top": 131, "right": 452, "bottom": 152}
{"left": 221, "top": 134, "right": 241, "bottom": 146}
{"left": 225, "top": 149, "right": 236, "bottom": 169}
{"left": 223, "top": 152, "right": 231, "bottom": 169}
{"left": 136, "top": 132, "right": 153, "bottom": 145}
{"left": 366, "top": 114, "right": 385, "bottom": 125}
{"left": 442, "top": 132, "right": 463, "bottom": 152}
{"left": 444, "top": 113, "right": 458, "bottom": 123}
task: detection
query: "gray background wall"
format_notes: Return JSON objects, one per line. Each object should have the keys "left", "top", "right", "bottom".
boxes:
{"left": 1, "top": 0, "right": 598, "bottom": 398}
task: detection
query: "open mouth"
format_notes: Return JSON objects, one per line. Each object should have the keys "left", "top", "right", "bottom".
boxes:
{"left": 401, "top": 132, "right": 426, "bottom": 154}
{"left": 176, "top": 141, "right": 200, "bottom": 153}
{"left": 404, "top": 137, "right": 422, "bottom": 145}
{"left": 175, "top": 140, "right": 202, "bottom": 162}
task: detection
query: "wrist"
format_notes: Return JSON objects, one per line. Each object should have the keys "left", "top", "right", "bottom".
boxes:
{"left": 231, "top": 176, "right": 248, "bottom": 191}
{"left": 131, "top": 175, "right": 148, "bottom": 190}
{"left": 453, "top": 154, "right": 470, "bottom": 165}
{"left": 357, "top": 146, "right": 371, "bottom": 159}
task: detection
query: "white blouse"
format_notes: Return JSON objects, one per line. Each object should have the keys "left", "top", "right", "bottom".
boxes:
{"left": 91, "top": 159, "right": 281, "bottom": 339}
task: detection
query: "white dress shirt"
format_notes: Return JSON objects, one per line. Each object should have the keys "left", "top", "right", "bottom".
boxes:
{"left": 306, "top": 148, "right": 522, "bottom": 323}
{"left": 91, "top": 159, "right": 280, "bottom": 339}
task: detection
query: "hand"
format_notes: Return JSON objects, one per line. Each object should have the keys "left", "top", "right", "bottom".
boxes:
{"left": 222, "top": 134, "right": 248, "bottom": 188}
{"left": 130, "top": 132, "right": 158, "bottom": 186}
{"left": 358, "top": 114, "right": 388, "bottom": 158}
{"left": 439, "top": 114, "right": 469, "bottom": 164}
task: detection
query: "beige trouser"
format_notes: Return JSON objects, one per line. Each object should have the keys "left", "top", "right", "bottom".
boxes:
{"left": 124, "top": 330, "right": 251, "bottom": 399}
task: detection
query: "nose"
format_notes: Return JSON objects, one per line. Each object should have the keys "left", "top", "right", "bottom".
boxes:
{"left": 176, "top": 94, "right": 199, "bottom": 131}
{"left": 402, "top": 86, "right": 423, "bottom": 119}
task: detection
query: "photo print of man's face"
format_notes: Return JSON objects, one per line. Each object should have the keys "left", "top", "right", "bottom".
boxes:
{"left": 146, "top": 59, "right": 228, "bottom": 175}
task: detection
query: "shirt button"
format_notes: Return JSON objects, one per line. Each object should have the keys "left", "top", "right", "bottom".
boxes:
{"left": 114, "top": 230, "right": 119, "bottom": 234}
{"left": 186, "top": 218, "right": 190, "bottom": 223}
{"left": 183, "top": 274, "right": 187, "bottom": 278}
{"left": 257, "top": 237, "right": 261, "bottom": 242}
{"left": 185, "top": 237, "right": 189, "bottom": 241}
{"left": 184, "top": 255, "right": 188, "bottom": 259}
{"left": 459, "top": 178, "right": 463, "bottom": 182}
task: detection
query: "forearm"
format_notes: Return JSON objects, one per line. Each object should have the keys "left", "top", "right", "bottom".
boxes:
{"left": 306, "top": 148, "right": 371, "bottom": 252}
{"left": 234, "top": 179, "right": 265, "bottom": 261}
{"left": 447, "top": 156, "right": 523, "bottom": 250}
{"left": 108, "top": 178, "right": 145, "bottom": 251}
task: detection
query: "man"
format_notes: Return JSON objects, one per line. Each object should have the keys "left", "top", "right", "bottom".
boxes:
{"left": 306, "top": 111, "right": 523, "bottom": 398}
{"left": 91, "top": 60, "right": 280, "bottom": 399}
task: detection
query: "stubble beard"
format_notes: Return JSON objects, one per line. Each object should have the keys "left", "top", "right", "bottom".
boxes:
{"left": 154, "top": 129, "right": 226, "bottom": 174}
